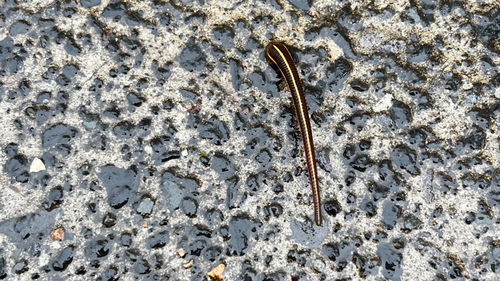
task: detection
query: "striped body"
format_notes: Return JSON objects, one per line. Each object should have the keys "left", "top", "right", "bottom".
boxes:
{"left": 265, "top": 42, "right": 322, "bottom": 226}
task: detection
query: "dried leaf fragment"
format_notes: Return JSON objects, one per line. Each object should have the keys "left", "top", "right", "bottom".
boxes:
{"left": 177, "top": 248, "right": 186, "bottom": 258}
{"left": 207, "top": 263, "right": 225, "bottom": 280}
{"left": 183, "top": 259, "right": 194, "bottom": 269}
{"left": 51, "top": 227, "right": 64, "bottom": 241}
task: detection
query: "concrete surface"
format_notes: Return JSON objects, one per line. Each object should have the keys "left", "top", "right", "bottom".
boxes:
{"left": 0, "top": 0, "right": 499, "bottom": 280}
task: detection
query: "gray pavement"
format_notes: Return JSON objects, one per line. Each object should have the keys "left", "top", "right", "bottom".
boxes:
{"left": 0, "top": 0, "right": 499, "bottom": 280}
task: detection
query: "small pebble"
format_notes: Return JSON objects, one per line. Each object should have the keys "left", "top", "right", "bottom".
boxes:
{"left": 30, "top": 157, "right": 45, "bottom": 173}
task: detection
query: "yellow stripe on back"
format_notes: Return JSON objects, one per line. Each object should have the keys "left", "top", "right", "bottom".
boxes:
{"left": 271, "top": 45, "right": 320, "bottom": 220}
{"left": 266, "top": 42, "right": 322, "bottom": 225}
